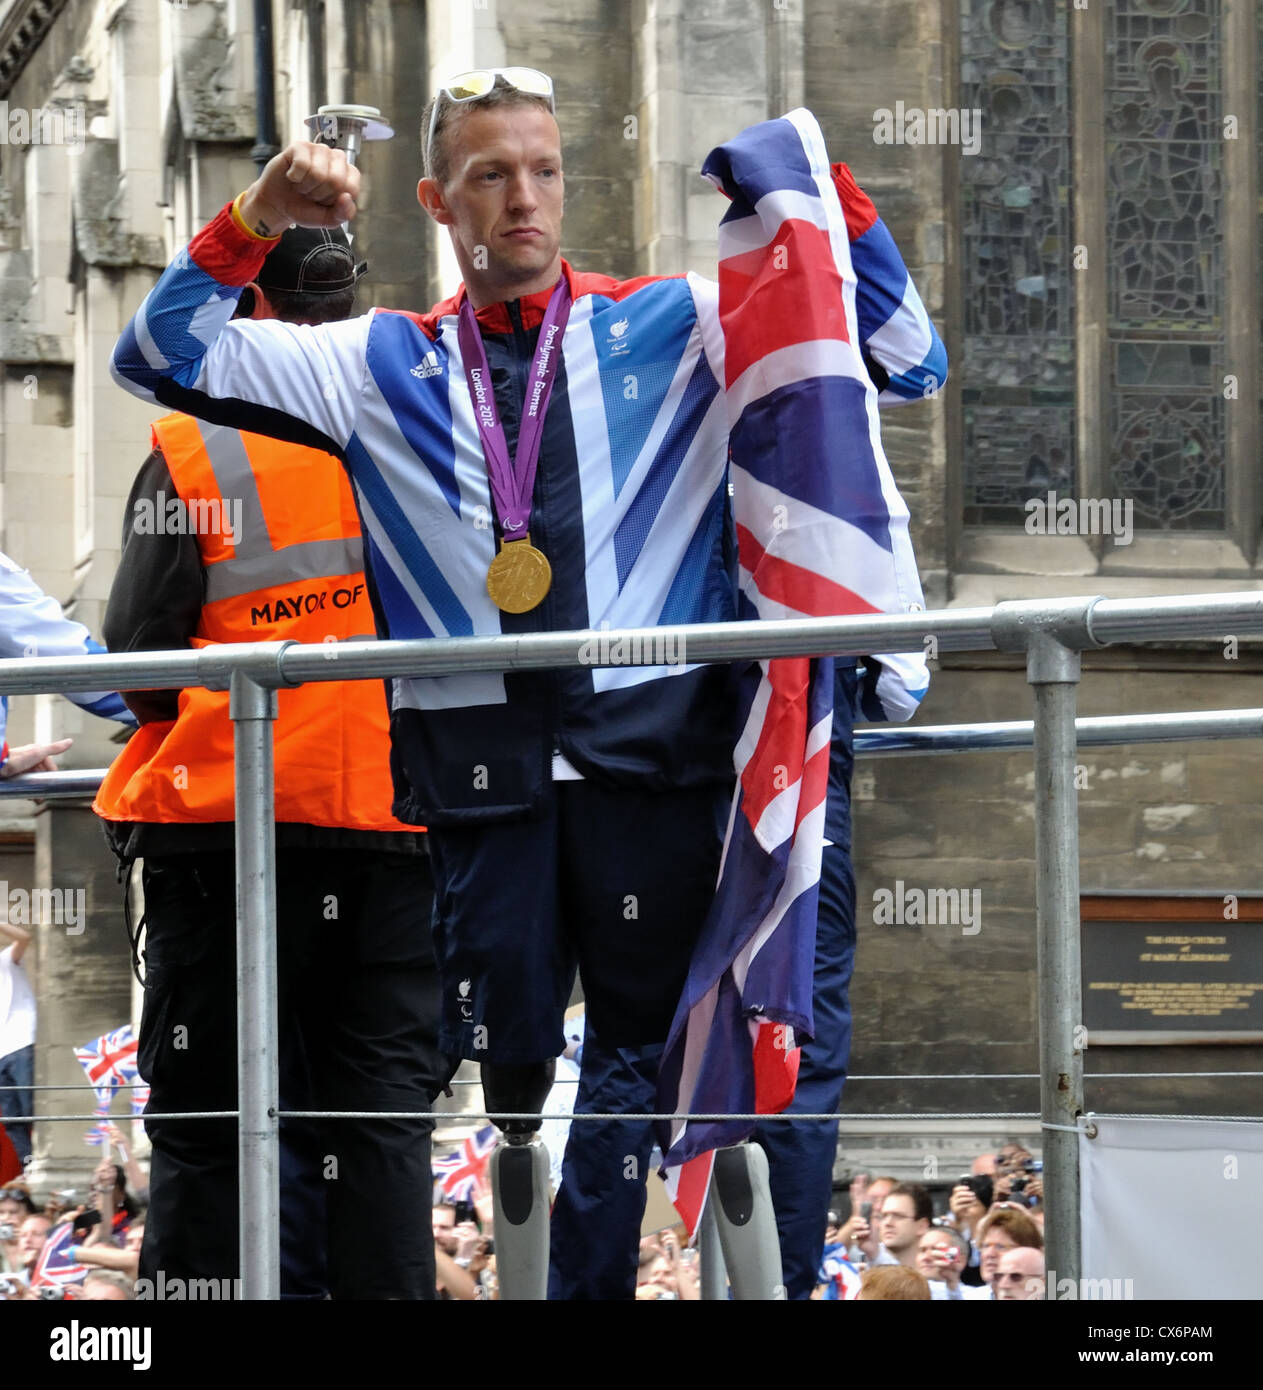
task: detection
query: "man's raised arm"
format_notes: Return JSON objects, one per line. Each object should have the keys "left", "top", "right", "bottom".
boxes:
{"left": 830, "top": 162, "right": 942, "bottom": 720}
{"left": 831, "top": 162, "right": 948, "bottom": 407}
{"left": 110, "top": 143, "right": 369, "bottom": 455}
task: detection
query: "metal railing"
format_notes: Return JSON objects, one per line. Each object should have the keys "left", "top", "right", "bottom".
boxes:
{"left": 2, "top": 589, "right": 1262, "bottom": 1298}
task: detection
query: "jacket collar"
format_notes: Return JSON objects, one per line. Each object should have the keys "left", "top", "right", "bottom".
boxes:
{"left": 428, "top": 260, "right": 577, "bottom": 336}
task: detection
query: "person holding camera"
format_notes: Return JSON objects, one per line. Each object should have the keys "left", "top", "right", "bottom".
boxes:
{"left": 992, "top": 1139, "right": 1044, "bottom": 1205}
{"left": 833, "top": 1172, "right": 898, "bottom": 1268}
{"left": 946, "top": 1170, "right": 993, "bottom": 1286}
{"left": 633, "top": 1229, "right": 699, "bottom": 1302}
{"left": 916, "top": 1226, "right": 991, "bottom": 1301}
{"left": 0, "top": 1185, "right": 34, "bottom": 1276}
{"left": 86, "top": 1154, "right": 141, "bottom": 1245}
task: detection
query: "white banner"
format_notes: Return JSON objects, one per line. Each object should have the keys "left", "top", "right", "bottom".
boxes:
{"left": 1079, "top": 1115, "right": 1263, "bottom": 1299}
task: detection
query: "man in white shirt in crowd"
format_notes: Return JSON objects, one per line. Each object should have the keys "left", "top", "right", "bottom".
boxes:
{"left": 917, "top": 1226, "right": 991, "bottom": 1300}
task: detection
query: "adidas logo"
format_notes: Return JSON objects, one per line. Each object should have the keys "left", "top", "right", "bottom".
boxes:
{"left": 410, "top": 351, "right": 442, "bottom": 379}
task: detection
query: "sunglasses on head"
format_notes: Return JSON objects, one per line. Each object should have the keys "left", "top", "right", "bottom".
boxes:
{"left": 427, "top": 67, "right": 555, "bottom": 172}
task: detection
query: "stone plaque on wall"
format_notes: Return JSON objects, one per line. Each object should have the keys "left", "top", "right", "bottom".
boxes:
{"left": 1082, "top": 895, "right": 1263, "bottom": 1045}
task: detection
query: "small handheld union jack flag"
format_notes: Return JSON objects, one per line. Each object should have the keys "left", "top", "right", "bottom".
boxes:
{"left": 74, "top": 1024, "right": 142, "bottom": 1146}
{"left": 83, "top": 1103, "right": 111, "bottom": 1149}
{"left": 432, "top": 1124, "right": 496, "bottom": 1202}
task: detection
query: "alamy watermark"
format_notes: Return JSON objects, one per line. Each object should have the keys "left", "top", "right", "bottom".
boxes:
{"left": 0, "top": 101, "right": 87, "bottom": 149}
{"left": 577, "top": 621, "right": 686, "bottom": 668}
{"left": 1024, "top": 492, "right": 1134, "bottom": 546}
{"left": 134, "top": 1270, "right": 240, "bottom": 1300}
{"left": 872, "top": 103, "right": 982, "bottom": 157}
{"left": 873, "top": 880, "right": 981, "bottom": 934}
{"left": 132, "top": 491, "right": 242, "bottom": 546}
{"left": 0, "top": 881, "right": 85, "bottom": 935}
{"left": 49, "top": 1323, "right": 151, "bottom": 1369}
{"left": 1049, "top": 1272, "right": 1135, "bottom": 1300}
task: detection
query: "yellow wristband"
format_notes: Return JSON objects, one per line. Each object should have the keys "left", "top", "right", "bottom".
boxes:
{"left": 230, "top": 191, "right": 285, "bottom": 242}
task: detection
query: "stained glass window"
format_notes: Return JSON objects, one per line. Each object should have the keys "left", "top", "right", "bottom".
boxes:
{"left": 960, "top": 0, "right": 1075, "bottom": 525}
{"left": 1106, "top": 0, "right": 1224, "bottom": 529}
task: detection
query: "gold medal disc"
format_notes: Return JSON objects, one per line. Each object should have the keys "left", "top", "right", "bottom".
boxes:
{"left": 487, "top": 537, "right": 552, "bottom": 614}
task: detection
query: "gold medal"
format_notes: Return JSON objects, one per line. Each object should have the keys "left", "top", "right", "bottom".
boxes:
{"left": 486, "top": 534, "right": 552, "bottom": 614}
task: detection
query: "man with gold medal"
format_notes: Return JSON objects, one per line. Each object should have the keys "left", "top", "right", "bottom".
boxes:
{"left": 110, "top": 67, "right": 939, "bottom": 1300}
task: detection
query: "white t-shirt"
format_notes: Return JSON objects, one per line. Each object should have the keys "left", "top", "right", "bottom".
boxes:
{"left": 0, "top": 943, "right": 36, "bottom": 1058}
{"left": 930, "top": 1278, "right": 993, "bottom": 1300}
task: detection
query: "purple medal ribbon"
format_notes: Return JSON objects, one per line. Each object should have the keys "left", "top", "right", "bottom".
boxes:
{"left": 457, "top": 277, "right": 572, "bottom": 539}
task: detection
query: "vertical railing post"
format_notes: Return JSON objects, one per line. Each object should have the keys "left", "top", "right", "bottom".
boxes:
{"left": 993, "top": 599, "right": 1099, "bottom": 1300}
{"left": 1026, "top": 628, "right": 1086, "bottom": 1294}
{"left": 230, "top": 668, "right": 280, "bottom": 1301}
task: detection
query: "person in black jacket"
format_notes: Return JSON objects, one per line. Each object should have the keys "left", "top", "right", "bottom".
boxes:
{"left": 98, "top": 228, "right": 452, "bottom": 1300}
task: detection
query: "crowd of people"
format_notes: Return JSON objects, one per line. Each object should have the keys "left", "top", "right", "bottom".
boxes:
{"left": 0, "top": 1128, "right": 146, "bottom": 1301}
{"left": 2, "top": 61, "right": 948, "bottom": 1302}
{"left": 431, "top": 1187, "right": 499, "bottom": 1300}
{"left": 813, "top": 1142, "right": 1047, "bottom": 1301}
{"left": 622, "top": 1141, "right": 1049, "bottom": 1302}
{"left": 427, "top": 1137, "right": 1051, "bottom": 1303}
{"left": 3, "top": 1129, "right": 1047, "bottom": 1301}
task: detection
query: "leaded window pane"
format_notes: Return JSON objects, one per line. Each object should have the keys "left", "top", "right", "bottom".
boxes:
{"left": 960, "top": 0, "right": 1075, "bottom": 526}
{"left": 1106, "top": 0, "right": 1225, "bottom": 529}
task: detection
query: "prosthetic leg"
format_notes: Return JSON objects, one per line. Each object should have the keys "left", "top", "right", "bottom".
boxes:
{"left": 707, "top": 1142, "right": 786, "bottom": 1299}
{"left": 483, "top": 1061, "right": 555, "bottom": 1301}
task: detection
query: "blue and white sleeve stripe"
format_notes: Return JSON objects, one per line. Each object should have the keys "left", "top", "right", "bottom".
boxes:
{"left": 851, "top": 218, "right": 948, "bottom": 407}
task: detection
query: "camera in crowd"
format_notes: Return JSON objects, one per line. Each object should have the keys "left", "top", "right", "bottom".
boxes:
{"left": 1007, "top": 1159, "right": 1043, "bottom": 1204}
{"left": 955, "top": 1174, "right": 993, "bottom": 1209}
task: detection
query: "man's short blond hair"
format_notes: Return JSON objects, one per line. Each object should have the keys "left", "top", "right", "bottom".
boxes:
{"left": 421, "top": 76, "right": 555, "bottom": 186}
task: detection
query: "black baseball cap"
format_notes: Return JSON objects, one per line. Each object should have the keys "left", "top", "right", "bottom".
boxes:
{"left": 256, "top": 225, "right": 366, "bottom": 294}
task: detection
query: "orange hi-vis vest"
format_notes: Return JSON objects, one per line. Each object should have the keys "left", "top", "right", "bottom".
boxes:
{"left": 94, "top": 413, "right": 417, "bottom": 835}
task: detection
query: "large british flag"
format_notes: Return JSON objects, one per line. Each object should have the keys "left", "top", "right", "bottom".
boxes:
{"left": 656, "top": 110, "right": 930, "bottom": 1233}
{"left": 432, "top": 1124, "right": 497, "bottom": 1203}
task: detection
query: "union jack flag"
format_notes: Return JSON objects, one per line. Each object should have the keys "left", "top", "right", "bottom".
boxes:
{"left": 432, "top": 1124, "right": 496, "bottom": 1202}
{"left": 75, "top": 1024, "right": 139, "bottom": 1091}
{"left": 83, "top": 1103, "right": 112, "bottom": 1149}
{"left": 74, "top": 1024, "right": 142, "bottom": 1146}
{"left": 30, "top": 1219, "right": 88, "bottom": 1288}
{"left": 656, "top": 109, "right": 931, "bottom": 1234}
